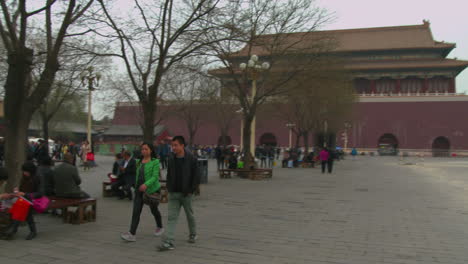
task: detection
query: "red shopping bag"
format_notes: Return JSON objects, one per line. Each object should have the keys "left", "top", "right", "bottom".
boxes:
{"left": 9, "top": 197, "right": 32, "bottom": 221}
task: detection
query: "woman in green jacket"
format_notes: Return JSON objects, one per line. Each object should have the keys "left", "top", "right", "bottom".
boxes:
{"left": 121, "top": 142, "right": 163, "bottom": 242}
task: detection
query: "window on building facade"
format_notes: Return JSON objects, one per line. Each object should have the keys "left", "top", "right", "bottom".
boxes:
{"left": 376, "top": 78, "right": 396, "bottom": 94}
{"left": 427, "top": 77, "right": 449, "bottom": 93}
{"left": 401, "top": 78, "right": 422, "bottom": 94}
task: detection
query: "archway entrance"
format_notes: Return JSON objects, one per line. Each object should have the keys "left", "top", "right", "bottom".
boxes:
{"left": 217, "top": 135, "right": 232, "bottom": 146}
{"left": 432, "top": 136, "right": 450, "bottom": 157}
{"left": 259, "top": 133, "right": 277, "bottom": 146}
{"left": 377, "top": 133, "right": 398, "bottom": 155}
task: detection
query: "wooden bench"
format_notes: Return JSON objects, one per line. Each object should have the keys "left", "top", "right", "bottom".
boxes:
{"left": 219, "top": 169, "right": 273, "bottom": 180}
{"left": 219, "top": 169, "right": 236, "bottom": 178}
{"left": 102, "top": 182, "right": 114, "bottom": 197}
{"left": 301, "top": 162, "right": 315, "bottom": 168}
{"left": 48, "top": 197, "right": 97, "bottom": 224}
{"left": 101, "top": 179, "right": 170, "bottom": 203}
{"left": 159, "top": 180, "right": 168, "bottom": 203}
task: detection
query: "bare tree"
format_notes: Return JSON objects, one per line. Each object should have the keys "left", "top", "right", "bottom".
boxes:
{"left": 206, "top": 0, "right": 334, "bottom": 165}
{"left": 30, "top": 37, "right": 105, "bottom": 149}
{"left": 209, "top": 83, "right": 238, "bottom": 148}
{"left": 0, "top": 0, "right": 94, "bottom": 189}
{"left": 275, "top": 57, "right": 356, "bottom": 153}
{"left": 163, "top": 62, "right": 219, "bottom": 146}
{"left": 92, "top": 0, "right": 222, "bottom": 142}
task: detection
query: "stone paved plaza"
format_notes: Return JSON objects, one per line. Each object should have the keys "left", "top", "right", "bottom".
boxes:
{"left": 1, "top": 155, "right": 468, "bottom": 264}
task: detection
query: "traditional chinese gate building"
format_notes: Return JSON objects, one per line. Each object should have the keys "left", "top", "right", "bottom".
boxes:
{"left": 109, "top": 22, "right": 468, "bottom": 156}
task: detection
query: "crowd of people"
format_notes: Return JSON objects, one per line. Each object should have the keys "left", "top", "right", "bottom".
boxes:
{"left": 0, "top": 153, "right": 89, "bottom": 240}
{"left": 0, "top": 135, "right": 351, "bottom": 249}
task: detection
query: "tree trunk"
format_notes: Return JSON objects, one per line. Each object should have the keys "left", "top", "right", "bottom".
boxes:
{"left": 220, "top": 128, "right": 228, "bottom": 148}
{"left": 303, "top": 132, "right": 309, "bottom": 155}
{"left": 4, "top": 115, "right": 30, "bottom": 192}
{"left": 188, "top": 127, "right": 196, "bottom": 147}
{"left": 141, "top": 101, "right": 156, "bottom": 142}
{"left": 242, "top": 114, "right": 256, "bottom": 169}
{"left": 41, "top": 113, "right": 50, "bottom": 152}
{"left": 4, "top": 50, "right": 34, "bottom": 191}
{"left": 295, "top": 133, "right": 301, "bottom": 149}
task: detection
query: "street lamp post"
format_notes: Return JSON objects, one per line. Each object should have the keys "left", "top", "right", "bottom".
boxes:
{"left": 323, "top": 119, "right": 328, "bottom": 147}
{"left": 80, "top": 67, "right": 101, "bottom": 148}
{"left": 286, "top": 123, "right": 296, "bottom": 149}
{"left": 343, "top": 122, "right": 351, "bottom": 152}
{"left": 239, "top": 55, "right": 270, "bottom": 158}
{"left": 236, "top": 108, "right": 244, "bottom": 151}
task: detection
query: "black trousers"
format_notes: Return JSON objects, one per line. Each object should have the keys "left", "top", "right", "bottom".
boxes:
{"left": 267, "top": 158, "right": 273, "bottom": 168}
{"left": 217, "top": 158, "right": 224, "bottom": 170}
{"left": 321, "top": 161, "right": 327, "bottom": 173}
{"left": 160, "top": 157, "right": 167, "bottom": 170}
{"left": 327, "top": 160, "right": 334, "bottom": 173}
{"left": 111, "top": 178, "right": 132, "bottom": 199}
{"left": 129, "top": 190, "right": 162, "bottom": 235}
{"left": 10, "top": 208, "right": 36, "bottom": 234}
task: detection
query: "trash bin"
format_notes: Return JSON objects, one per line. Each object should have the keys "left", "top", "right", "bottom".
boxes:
{"left": 198, "top": 159, "right": 208, "bottom": 184}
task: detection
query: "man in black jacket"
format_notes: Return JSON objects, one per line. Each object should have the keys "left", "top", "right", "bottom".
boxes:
{"left": 112, "top": 151, "right": 136, "bottom": 200}
{"left": 159, "top": 136, "right": 200, "bottom": 251}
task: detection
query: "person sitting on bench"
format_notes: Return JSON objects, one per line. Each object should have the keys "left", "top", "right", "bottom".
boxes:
{"left": 53, "top": 153, "right": 89, "bottom": 198}
{"left": 2, "top": 162, "right": 44, "bottom": 240}
{"left": 113, "top": 151, "right": 136, "bottom": 200}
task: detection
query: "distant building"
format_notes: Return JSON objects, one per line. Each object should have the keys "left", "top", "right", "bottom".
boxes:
{"left": 111, "top": 22, "right": 468, "bottom": 156}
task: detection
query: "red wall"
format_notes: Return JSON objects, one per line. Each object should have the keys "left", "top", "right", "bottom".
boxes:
{"left": 112, "top": 100, "right": 468, "bottom": 149}
{"left": 341, "top": 101, "right": 468, "bottom": 150}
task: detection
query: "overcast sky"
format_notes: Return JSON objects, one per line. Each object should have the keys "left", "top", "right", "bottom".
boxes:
{"left": 94, "top": 0, "right": 468, "bottom": 118}
{"left": 316, "top": 0, "right": 468, "bottom": 93}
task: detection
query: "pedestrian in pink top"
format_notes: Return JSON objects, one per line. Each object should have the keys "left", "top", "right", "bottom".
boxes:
{"left": 319, "top": 148, "right": 330, "bottom": 173}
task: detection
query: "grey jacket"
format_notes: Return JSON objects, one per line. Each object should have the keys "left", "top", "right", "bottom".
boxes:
{"left": 53, "top": 162, "right": 84, "bottom": 198}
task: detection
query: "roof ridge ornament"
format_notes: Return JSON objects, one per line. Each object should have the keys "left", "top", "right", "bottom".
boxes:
{"left": 423, "top": 19, "right": 430, "bottom": 27}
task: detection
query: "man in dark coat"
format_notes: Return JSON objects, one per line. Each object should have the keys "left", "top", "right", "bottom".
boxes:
{"left": 53, "top": 153, "right": 89, "bottom": 198}
{"left": 115, "top": 151, "right": 136, "bottom": 200}
{"left": 34, "top": 140, "right": 49, "bottom": 164}
{"left": 159, "top": 136, "right": 200, "bottom": 251}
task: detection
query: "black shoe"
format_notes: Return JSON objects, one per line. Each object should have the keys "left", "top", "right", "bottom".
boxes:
{"left": 2, "top": 229, "right": 17, "bottom": 240}
{"left": 25, "top": 232, "right": 37, "bottom": 240}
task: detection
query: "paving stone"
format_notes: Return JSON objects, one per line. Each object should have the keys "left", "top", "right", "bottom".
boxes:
{"left": 2, "top": 156, "right": 468, "bottom": 263}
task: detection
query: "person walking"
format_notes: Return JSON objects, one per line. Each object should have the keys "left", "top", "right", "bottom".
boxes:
{"left": 80, "top": 141, "right": 91, "bottom": 170}
{"left": 121, "top": 142, "right": 164, "bottom": 242}
{"left": 158, "top": 136, "right": 200, "bottom": 251}
{"left": 215, "top": 146, "right": 224, "bottom": 171}
{"left": 327, "top": 149, "right": 335, "bottom": 173}
{"left": 319, "top": 148, "right": 330, "bottom": 174}
{"left": 351, "top": 147, "right": 358, "bottom": 160}
{"left": 158, "top": 140, "right": 170, "bottom": 170}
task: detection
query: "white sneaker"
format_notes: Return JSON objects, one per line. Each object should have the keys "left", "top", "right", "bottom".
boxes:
{"left": 154, "top": 228, "right": 165, "bottom": 237}
{"left": 120, "top": 232, "right": 136, "bottom": 242}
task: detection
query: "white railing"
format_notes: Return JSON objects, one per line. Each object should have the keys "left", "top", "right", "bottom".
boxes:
{"left": 358, "top": 92, "right": 467, "bottom": 97}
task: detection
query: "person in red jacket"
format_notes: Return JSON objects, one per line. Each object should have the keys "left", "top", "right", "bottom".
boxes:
{"left": 85, "top": 151, "right": 95, "bottom": 169}
{"left": 319, "top": 148, "right": 330, "bottom": 174}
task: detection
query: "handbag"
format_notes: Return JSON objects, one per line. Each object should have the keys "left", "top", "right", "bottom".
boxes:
{"left": 32, "top": 196, "right": 50, "bottom": 213}
{"left": 143, "top": 192, "right": 161, "bottom": 207}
